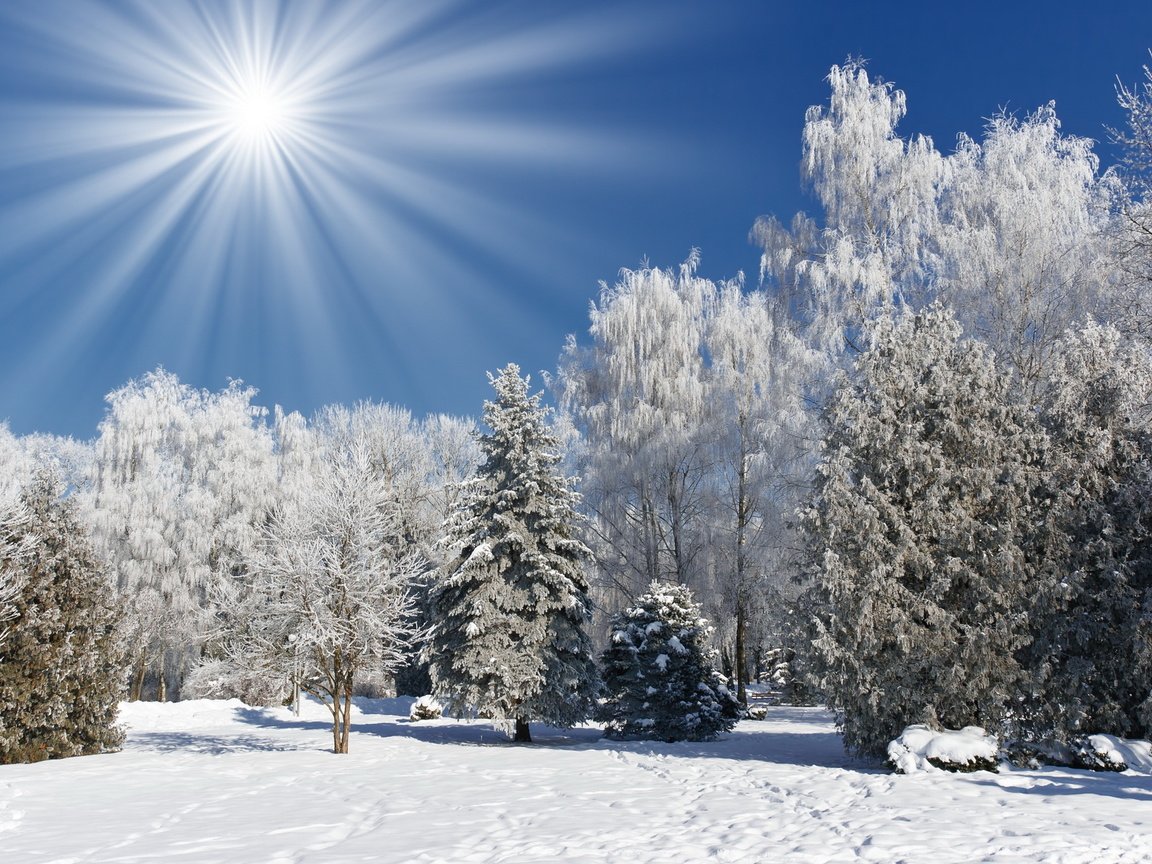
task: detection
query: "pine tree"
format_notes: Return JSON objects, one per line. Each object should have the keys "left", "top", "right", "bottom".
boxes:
{"left": 597, "top": 581, "right": 740, "bottom": 742}
{"left": 805, "top": 306, "right": 1053, "bottom": 757}
{"left": 427, "top": 365, "right": 598, "bottom": 742}
{"left": 0, "top": 475, "right": 124, "bottom": 763}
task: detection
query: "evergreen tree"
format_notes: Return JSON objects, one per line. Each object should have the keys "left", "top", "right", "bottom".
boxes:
{"left": 0, "top": 475, "right": 124, "bottom": 763}
{"left": 427, "top": 365, "right": 598, "bottom": 742}
{"left": 1029, "top": 324, "right": 1152, "bottom": 738}
{"left": 597, "top": 581, "right": 740, "bottom": 742}
{"left": 805, "top": 306, "right": 1053, "bottom": 757}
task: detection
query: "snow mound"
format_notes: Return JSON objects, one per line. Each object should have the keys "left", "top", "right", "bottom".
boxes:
{"left": 409, "top": 695, "right": 444, "bottom": 721}
{"left": 888, "top": 724, "right": 999, "bottom": 774}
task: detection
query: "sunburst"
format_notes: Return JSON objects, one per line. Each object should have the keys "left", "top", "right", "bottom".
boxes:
{"left": 0, "top": 0, "right": 648, "bottom": 420}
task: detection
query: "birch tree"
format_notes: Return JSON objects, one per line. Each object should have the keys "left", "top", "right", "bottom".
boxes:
{"left": 556, "top": 253, "right": 716, "bottom": 600}
{"left": 85, "top": 369, "right": 277, "bottom": 700}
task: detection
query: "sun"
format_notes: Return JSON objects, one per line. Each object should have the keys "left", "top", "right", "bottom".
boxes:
{"left": 221, "top": 77, "right": 292, "bottom": 150}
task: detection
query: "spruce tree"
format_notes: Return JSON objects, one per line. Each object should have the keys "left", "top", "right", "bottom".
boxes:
{"left": 427, "top": 365, "right": 598, "bottom": 742}
{"left": 597, "top": 581, "right": 740, "bottom": 742}
{"left": 805, "top": 306, "right": 1052, "bottom": 757}
{"left": 0, "top": 476, "right": 124, "bottom": 763}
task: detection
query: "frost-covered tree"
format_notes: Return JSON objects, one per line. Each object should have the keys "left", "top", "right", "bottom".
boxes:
{"left": 702, "top": 285, "right": 816, "bottom": 702}
{"left": 84, "top": 369, "right": 277, "bottom": 700}
{"left": 427, "top": 364, "right": 598, "bottom": 742}
{"left": 756, "top": 61, "right": 1119, "bottom": 395}
{"left": 556, "top": 255, "right": 715, "bottom": 597}
{"left": 937, "top": 105, "right": 1117, "bottom": 395}
{"left": 1028, "top": 325, "right": 1152, "bottom": 738}
{"left": 0, "top": 495, "right": 31, "bottom": 648}
{"left": 1112, "top": 58, "right": 1152, "bottom": 336}
{"left": 597, "top": 581, "right": 739, "bottom": 741}
{"left": 0, "top": 475, "right": 124, "bottom": 763}
{"left": 225, "top": 439, "right": 423, "bottom": 753}
{"left": 805, "top": 306, "right": 1053, "bottom": 757}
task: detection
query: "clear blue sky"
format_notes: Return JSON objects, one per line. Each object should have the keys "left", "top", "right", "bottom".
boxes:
{"left": 1, "top": 0, "right": 1149, "bottom": 438}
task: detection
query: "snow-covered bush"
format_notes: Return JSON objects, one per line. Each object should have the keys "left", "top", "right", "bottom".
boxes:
{"left": 0, "top": 476, "right": 124, "bottom": 763}
{"left": 597, "top": 581, "right": 740, "bottom": 742}
{"left": 1005, "top": 735, "right": 1129, "bottom": 772}
{"left": 409, "top": 695, "right": 444, "bottom": 721}
{"left": 887, "top": 725, "right": 999, "bottom": 774}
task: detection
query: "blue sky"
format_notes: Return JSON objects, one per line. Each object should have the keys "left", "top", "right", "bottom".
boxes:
{"left": 1, "top": 0, "right": 1150, "bottom": 438}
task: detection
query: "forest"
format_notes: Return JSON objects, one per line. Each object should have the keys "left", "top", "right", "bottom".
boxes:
{"left": 3, "top": 58, "right": 1152, "bottom": 765}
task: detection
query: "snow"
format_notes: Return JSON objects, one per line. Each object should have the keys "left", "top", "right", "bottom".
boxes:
{"left": 2, "top": 699, "right": 1152, "bottom": 862}
{"left": 887, "top": 724, "right": 999, "bottom": 774}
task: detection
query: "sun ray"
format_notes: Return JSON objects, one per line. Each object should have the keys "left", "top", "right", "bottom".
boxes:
{"left": 0, "top": 0, "right": 657, "bottom": 430}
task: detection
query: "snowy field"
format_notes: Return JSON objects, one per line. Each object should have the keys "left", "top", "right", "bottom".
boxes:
{"left": 2, "top": 698, "right": 1151, "bottom": 863}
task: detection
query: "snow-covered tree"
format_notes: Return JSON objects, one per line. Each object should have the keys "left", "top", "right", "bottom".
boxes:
{"left": 427, "top": 364, "right": 598, "bottom": 742}
{"left": 225, "top": 438, "right": 423, "bottom": 753}
{"left": 1112, "top": 57, "right": 1152, "bottom": 334}
{"left": 556, "top": 255, "right": 715, "bottom": 598}
{"left": 84, "top": 369, "right": 277, "bottom": 700}
{"left": 0, "top": 475, "right": 124, "bottom": 763}
{"left": 597, "top": 581, "right": 739, "bottom": 742}
{"left": 701, "top": 284, "right": 816, "bottom": 703}
{"left": 756, "top": 61, "right": 1119, "bottom": 396}
{"left": 805, "top": 306, "right": 1053, "bottom": 757}
{"left": 1028, "top": 324, "right": 1152, "bottom": 738}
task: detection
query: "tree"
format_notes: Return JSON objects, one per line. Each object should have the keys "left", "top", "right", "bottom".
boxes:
{"left": 702, "top": 284, "right": 816, "bottom": 703}
{"left": 556, "top": 254, "right": 716, "bottom": 599}
{"left": 427, "top": 364, "right": 598, "bottom": 742}
{"left": 805, "top": 306, "right": 1052, "bottom": 757}
{"left": 0, "top": 475, "right": 124, "bottom": 763}
{"left": 84, "top": 369, "right": 277, "bottom": 700}
{"left": 597, "top": 581, "right": 739, "bottom": 742}
{"left": 225, "top": 438, "right": 423, "bottom": 753}
{"left": 1112, "top": 57, "right": 1152, "bottom": 335}
{"left": 1028, "top": 324, "right": 1152, "bottom": 738}
{"left": 756, "top": 61, "right": 1119, "bottom": 396}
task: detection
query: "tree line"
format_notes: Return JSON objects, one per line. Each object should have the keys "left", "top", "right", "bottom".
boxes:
{"left": 3, "top": 57, "right": 1152, "bottom": 761}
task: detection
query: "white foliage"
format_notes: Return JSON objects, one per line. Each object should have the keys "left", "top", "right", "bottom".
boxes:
{"left": 227, "top": 436, "right": 423, "bottom": 752}
{"left": 82, "top": 369, "right": 278, "bottom": 699}
{"left": 761, "top": 60, "right": 1121, "bottom": 392}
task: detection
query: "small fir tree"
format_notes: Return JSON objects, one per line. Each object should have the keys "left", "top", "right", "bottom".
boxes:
{"left": 427, "top": 365, "right": 598, "bottom": 742}
{"left": 0, "top": 476, "right": 124, "bottom": 763}
{"left": 597, "top": 581, "right": 740, "bottom": 742}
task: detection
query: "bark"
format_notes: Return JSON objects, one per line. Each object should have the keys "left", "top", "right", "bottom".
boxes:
{"left": 514, "top": 718, "right": 532, "bottom": 743}
{"left": 129, "top": 653, "right": 146, "bottom": 702}
{"left": 735, "top": 595, "right": 749, "bottom": 706}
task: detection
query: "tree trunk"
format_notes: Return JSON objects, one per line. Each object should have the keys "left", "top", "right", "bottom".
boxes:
{"left": 129, "top": 653, "right": 146, "bottom": 702}
{"left": 735, "top": 595, "right": 749, "bottom": 706}
{"left": 339, "top": 688, "right": 352, "bottom": 754}
{"left": 734, "top": 425, "right": 750, "bottom": 706}
{"left": 514, "top": 718, "right": 532, "bottom": 743}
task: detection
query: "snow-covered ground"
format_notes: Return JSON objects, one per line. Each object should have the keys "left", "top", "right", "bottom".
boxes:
{"left": 2, "top": 698, "right": 1151, "bottom": 863}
